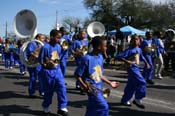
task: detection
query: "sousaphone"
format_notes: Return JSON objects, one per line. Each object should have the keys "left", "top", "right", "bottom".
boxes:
{"left": 13, "top": 9, "right": 44, "bottom": 67}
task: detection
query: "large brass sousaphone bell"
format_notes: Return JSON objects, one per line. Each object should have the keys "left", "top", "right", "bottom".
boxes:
{"left": 13, "top": 9, "right": 44, "bottom": 68}
{"left": 87, "top": 21, "right": 105, "bottom": 38}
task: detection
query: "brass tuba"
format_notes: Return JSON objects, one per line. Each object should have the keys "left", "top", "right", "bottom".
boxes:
{"left": 13, "top": 9, "right": 44, "bottom": 68}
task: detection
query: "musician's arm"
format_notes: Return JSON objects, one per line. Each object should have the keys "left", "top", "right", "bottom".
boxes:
{"left": 101, "top": 76, "right": 120, "bottom": 88}
{"left": 115, "top": 48, "right": 132, "bottom": 65}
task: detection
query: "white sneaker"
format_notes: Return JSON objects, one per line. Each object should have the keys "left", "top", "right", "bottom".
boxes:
{"left": 121, "top": 101, "right": 131, "bottom": 106}
{"left": 157, "top": 76, "right": 163, "bottom": 79}
{"left": 9, "top": 67, "right": 13, "bottom": 69}
{"left": 42, "top": 106, "right": 51, "bottom": 113}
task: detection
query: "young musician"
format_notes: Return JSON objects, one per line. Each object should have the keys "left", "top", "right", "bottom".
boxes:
{"left": 16, "top": 40, "right": 26, "bottom": 75}
{"left": 38, "top": 29, "right": 68, "bottom": 116}
{"left": 25, "top": 34, "right": 45, "bottom": 97}
{"left": 70, "top": 30, "right": 89, "bottom": 90}
{"left": 75, "top": 36, "right": 120, "bottom": 116}
{"left": 3, "top": 39, "right": 12, "bottom": 70}
{"left": 116, "top": 35, "right": 150, "bottom": 109}
{"left": 59, "top": 27, "right": 72, "bottom": 76}
{"left": 141, "top": 32, "right": 155, "bottom": 84}
{"left": 152, "top": 31, "right": 165, "bottom": 79}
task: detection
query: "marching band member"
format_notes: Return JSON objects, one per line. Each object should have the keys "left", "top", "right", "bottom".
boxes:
{"left": 25, "top": 34, "right": 45, "bottom": 97}
{"left": 116, "top": 35, "right": 149, "bottom": 109}
{"left": 152, "top": 31, "right": 165, "bottom": 79}
{"left": 70, "top": 30, "right": 89, "bottom": 90}
{"left": 75, "top": 36, "right": 120, "bottom": 116}
{"left": 141, "top": 32, "right": 155, "bottom": 85}
{"left": 13, "top": 41, "right": 20, "bottom": 66}
{"left": 38, "top": 29, "right": 68, "bottom": 116}
{"left": 16, "top": 40, "right": 26, "bottom": 75}
{"left": 59, "top": 27, "right": 72, "bottom": 76}
{"left": 3, "top": 39, "right": 12, "bottom": 70}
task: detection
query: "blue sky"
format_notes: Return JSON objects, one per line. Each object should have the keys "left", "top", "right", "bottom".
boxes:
{"left": 0, "top": 0, "right": 167, "bottom": 37}
{"left": 0, "top": 0, "right": 89, "bottom": 37}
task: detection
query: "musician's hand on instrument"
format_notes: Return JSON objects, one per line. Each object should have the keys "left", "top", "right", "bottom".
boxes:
{"left": 46, "top": 61, "right": 55, "bottom": 68}
{"left": 146, "top": 63, "right": 150, "bottom": 69}
{"left": 110, "top": 81, "right": 120, "bottom": 88}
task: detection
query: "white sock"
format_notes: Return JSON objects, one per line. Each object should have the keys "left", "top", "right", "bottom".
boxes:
{"left": 61, "top": 108, "right": 68, "bottom": 112}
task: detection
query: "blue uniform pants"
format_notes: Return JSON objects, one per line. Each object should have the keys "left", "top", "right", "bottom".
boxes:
{"left": 19, "top": 61, "right": 25, "bottom": 73}
{"left": 60, "top": 58, "right": 67, "bottom": 76}
{"left": 75, "top": 57, "right": 83, "bottom": 87}
{"left": 28, "top": 67, "right": 44, "bottom": 95}
{"left": 14, "top": 55, "right": 19, "bottom": 65}
{"left": 1, "top": 51, "right": 5, "bottom": 61}
{"left": 143, "top": 55, "right": 153, "bottom": 80}
{"left": 85, "top": 83, "right": 108, "bottom": 116}
{"left": 4, "top": 53, "right": 13, "bottom": 68}
{"left": 121, "top": 66, "right": 146, "bottom": 103}
{"left": 42, "top": 67, "right": 68, "bottom": 109}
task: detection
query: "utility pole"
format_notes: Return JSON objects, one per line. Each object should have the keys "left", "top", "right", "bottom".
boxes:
{"left": 56, "top": 10, "right": 59, "bottom": 30}
{"left": 5, "top": 21, "right": 7, "bottom": 39}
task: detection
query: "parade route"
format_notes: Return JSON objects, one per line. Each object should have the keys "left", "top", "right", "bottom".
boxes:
{"left": 0, "top": 61, "right": 175, "bottom": 116}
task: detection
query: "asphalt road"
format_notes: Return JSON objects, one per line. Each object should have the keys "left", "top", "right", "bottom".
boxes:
{"left": 0, "top": 61, "right": 175, "bottom": 116}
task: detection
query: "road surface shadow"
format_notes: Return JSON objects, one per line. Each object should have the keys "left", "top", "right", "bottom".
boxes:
{"left": 0, "top": 72, "right": 27, "bottom": 80}
{"left": 0, "top": 105, "right": 58, "bottom": 116}
{"left": 147, "top": 85, "right": 175, "bottom": 90}
{"left": 0, "top": 91, "right": 42, "bottom": 100}
{"left": 14, "top": 81, "right": 29, "bottom": 87}
{"left": 68, "top": 99, "right": 87, "bottom": 108}
{"left": 67, "top": 88, "right": 87, "bottom": 96}
{"left": 109, "top": 102, "right": 175, "bottom": 116}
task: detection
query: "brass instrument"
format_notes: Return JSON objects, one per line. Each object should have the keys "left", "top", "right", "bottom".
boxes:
{"left": 60, "top": 39, "right": 68, "bottom": 50}
{"left": 145, "top": 44, "right": 157, "bottom": 53}
{"left": 13, "top": 9, "right": 44, "bottom": 67}
{"left": 81, "top": 45, "right": 88, "bottom": 55}
{"left": 87, "top": 22, "right": 105, "bottom": 38}
{"left": 122, "top": 51, "right": 139, "bottom": 67}
{"left": 44, "top": 57, "right": 60, "bottom": 69}
{"left": 86, "top": 82, "right": 111, "bottom": 99}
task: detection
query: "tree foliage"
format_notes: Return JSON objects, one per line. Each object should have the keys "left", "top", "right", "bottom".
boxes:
{"left": 62, "top": 16, "right": 81, "bottom": 32}
{"left": 84, "top": 0, "right": 175, "bottom": 30}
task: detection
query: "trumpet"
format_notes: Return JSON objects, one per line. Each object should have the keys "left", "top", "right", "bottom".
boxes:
{"left": 86, "top": 82, "right": 111, "bottom": 99}
{"left": 81, "top": 45, "right": 88, "bottom": 55}
{"left": 60, "top": 39, "right": 69, "bottom": 50}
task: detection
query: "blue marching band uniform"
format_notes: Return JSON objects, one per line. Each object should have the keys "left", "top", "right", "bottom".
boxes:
{"left": 25, "top": 40, "right": 44, "bottom": 96}
{"left": 70, "top": 37, "right": 89, "bottom": 89}
{"left": 59, "top": 34, "right": 72, "bottom": 76}
{"left": 0, "top": 29, "right": 163, "bottom": 115}
{"left": 75, "top": 53, "right": 109, "bottom": 116}
{"left": 116, "top": 46, "right": 147, "bottom": 108}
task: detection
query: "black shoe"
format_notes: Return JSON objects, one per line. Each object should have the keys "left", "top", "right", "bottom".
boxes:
{"left": 43, "top": 112, "right": 51, "bottom": 116}
{"left": 57, "top": 110, "right": 68, "bottom": 116}
{"left": 76, "top": 85, "right": 81, "bottom": 90}
{"left": 39, "top": 92, "right": 44, "bottom": 97}
{"left": 28, "top": 94, "right": 36, "bottom": 98}
{"left": 133, "top": 100, "right": 145, "bottom": 109}
{"left": 120, "top": 102, "right": 132, "bottom": 106}
{"left": 146, "top": 80, "right": 155, "bottom": 85}
{"left": 80, "top": 89, "right": 86, "bottom": 95}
